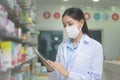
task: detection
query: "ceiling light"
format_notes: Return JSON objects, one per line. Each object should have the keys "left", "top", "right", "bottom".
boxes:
{"left": 63, "top": 0, "right": 69, "bottom": 1}
{"left": 93, "top": 0, "right": 99, "bottom": 2}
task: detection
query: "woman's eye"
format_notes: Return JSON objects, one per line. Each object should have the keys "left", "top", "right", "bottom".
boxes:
{"left": 63, "top": 24, "right": 66, "bottom": 27}
{"left": 69, "top": 24, "right": 73, "bottom": 26}
{"left": 63, "top": 23, "right": 74, "bottom": 27}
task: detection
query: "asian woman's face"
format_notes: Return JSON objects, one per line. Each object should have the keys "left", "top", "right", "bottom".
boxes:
{"left": 62, "top": 15, "right": 84, "bottom": 30}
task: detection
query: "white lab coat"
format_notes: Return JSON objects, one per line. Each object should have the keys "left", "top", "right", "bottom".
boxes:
{"left": 48, "top": 34, "right": 103, "bottom": 80}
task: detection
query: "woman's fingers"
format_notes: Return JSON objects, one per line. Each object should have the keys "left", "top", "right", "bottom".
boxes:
{"left": 47, "top": 60, "right": 56, "bottom": 67}
{"left": 47, "top": 60, "right": 69, "bottom": 77}
{"left": 48, "top": 60, "right": 53, "bottom": 64}
{"left": 48, "top": 60, "right": 53, "bottom": 63}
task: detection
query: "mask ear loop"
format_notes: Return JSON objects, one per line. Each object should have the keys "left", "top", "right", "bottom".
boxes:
{"left": 79, "top": 19, "right": 84, "bottom": 29}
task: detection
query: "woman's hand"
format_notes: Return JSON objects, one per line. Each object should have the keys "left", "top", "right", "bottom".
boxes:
{"left": 48, "top": 60, "right": 69, "bottom": 78}
{"left": 40, "top": 59, "right": 55, "bottom": 72}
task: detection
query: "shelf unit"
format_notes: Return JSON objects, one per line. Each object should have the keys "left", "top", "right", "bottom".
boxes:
{"left": 0, "top": 0, "right": 38, "bottom": 80}
{"left": 0, "top": 57, "right": 37, "bottom": 80}
{"left": 10, "top": 56, "right": 37, "bottom": 69}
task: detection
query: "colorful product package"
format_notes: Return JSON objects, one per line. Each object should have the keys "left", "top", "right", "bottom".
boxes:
{"left": 0, "top": 41, "right": 14, "bottom": 71}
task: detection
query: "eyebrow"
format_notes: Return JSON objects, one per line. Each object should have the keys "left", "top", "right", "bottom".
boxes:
{"left": 63, "top": 21, "right": 73, "bottom": 24}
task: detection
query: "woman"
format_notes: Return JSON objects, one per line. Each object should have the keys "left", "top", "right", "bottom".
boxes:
{"left": 46, "top": 7, "right": 103, "bottom": 80}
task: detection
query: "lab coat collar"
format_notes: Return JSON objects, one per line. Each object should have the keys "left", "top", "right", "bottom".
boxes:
{"left": 63, "top": 34, "right": 90, "bottom": 46}
{"left": 62, "top": 34, "right": 90, "bottom": 66}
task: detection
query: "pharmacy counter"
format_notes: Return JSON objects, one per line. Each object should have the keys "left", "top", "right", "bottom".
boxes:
{"left": 103, "top": 60, "right": 120, "bottom": 80}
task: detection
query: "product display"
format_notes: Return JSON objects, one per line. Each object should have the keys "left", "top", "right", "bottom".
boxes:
{"left": 0, "top": 0, "right": 39, "bottom": 80}
{"left": 12, "top": 63, "right": 31, "bottom": 80}
{"left": 0, "top": 41, "right": 14, "bottom": 71}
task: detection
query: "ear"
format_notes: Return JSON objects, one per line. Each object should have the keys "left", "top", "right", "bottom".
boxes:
{"left": 80, "top": 19, "right": 84, "bottom": 26}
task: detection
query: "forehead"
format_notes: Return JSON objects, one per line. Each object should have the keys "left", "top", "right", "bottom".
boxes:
{"left": 62, "top": 15, "right": 77, "bottom": 23}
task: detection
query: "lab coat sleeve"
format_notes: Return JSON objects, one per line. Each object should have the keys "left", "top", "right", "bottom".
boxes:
{"left": 67, "top": 44, "right": 103, "bottom": 80}
{"left": 48, "top": 70, "right": 59, "bottom": 80}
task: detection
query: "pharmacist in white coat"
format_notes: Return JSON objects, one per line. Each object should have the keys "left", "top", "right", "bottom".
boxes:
{"left": 46, "top": 7, "right": 103, "bottom": 80}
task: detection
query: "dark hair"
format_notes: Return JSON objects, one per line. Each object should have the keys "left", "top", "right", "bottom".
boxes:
{"left": 62, "top": 7, "right": 91, "bottom": 37}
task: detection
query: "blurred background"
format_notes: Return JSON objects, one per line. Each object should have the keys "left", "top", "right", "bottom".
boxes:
{"left": 36, "top": 0, "right": 120, "bottom": 80}
{"left": 0, "top": 0, "right": 120, "bottom": 80}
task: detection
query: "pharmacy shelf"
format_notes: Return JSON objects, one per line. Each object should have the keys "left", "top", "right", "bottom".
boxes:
{"left": 21, "top": 40, "right": 38, "bottom": 47}
{"left": 0, "top": 0, "right": 38, "bottom": 79}
{"left": 0, "top": 33, "right": 23, "bottom": 43}
{"left": 0, "top": 29, "right": 33, "bottom": 45}
{"left": 0, "top": 56, "right": 37, "bottom": 79}
{"left": 0, "top": 56, "right": 37, "bottom": 72}
{"left": 15, "top": 21, "right": 30, "bottom": 31}
{"left": 7, "top": 13, "right": 30, "bottom": 31}
{"left": 23, "top": 41, "right": 38, "bottom": 46}
{"left": 22, "top": 40, "right": 31, "bottom": 44}
{"left": 10, "top": 56, "right": 38, "bottom": 69}
{"left": 0, "top": 35, "right": 22, "bottom": 43}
